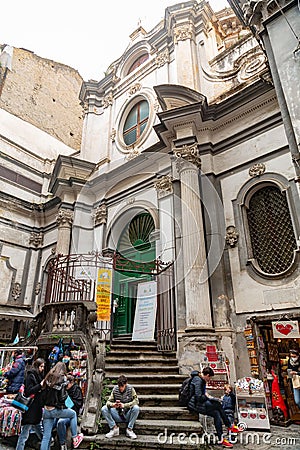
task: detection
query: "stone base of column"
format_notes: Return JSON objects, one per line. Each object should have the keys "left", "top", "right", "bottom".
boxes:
{"left": 177, "top": 330, "right": 219, "bottom": 374}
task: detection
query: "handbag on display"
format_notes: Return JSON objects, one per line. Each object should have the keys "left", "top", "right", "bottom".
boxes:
{"left": 292, "top": 374, "right": 300, "bottom": 389}
{"left": 11, "top": 391, "right": 34, "bottom": 413}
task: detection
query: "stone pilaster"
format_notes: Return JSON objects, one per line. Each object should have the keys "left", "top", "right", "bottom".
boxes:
{"left": 56, "top": 208, "right": 74, "bottom": 255}
{"left": 174, "top": 144, "right": 212, "bottom": 330}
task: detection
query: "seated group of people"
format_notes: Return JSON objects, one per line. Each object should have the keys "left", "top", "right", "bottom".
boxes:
{"left": 101, "top": 369, "right": 242, "bottom": 448}
{"left": 4, "top": 351, "right": 83, "bottom": 450}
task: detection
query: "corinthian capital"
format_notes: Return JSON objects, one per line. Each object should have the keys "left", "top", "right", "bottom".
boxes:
{"left": 174, "top": 143, "right": 201, "bottom": 172}
{"left": 154, "top": 175, "right": 173, "bottom": 199}
{"left": 93, "top": 203, "right": 107, "bottom": 226}
{"left": 56, "top": 209, "right": 74, "bottom": 227}
{"left": 173, "top": 24, "right": 194, "bottom": 43}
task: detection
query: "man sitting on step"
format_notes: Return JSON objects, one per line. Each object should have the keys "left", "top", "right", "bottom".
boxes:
{"left": 102, "top": 374, "right": 140, "bottom": 439}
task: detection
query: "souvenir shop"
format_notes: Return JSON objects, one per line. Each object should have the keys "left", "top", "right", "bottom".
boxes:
{"left": 244, "top": 315, "right": 300, "bottom": 425}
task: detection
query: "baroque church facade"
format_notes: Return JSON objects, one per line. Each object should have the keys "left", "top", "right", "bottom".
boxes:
{"left": 0, "top": 0, "right": 299, "bottom": 387}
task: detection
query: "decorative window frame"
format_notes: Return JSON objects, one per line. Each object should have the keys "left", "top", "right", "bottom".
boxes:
{"left": 120, "top": 44, "right": 150, "bottom": 78}
{"left": 233, "top": 172, "right": 300, "bottom": 285}
{"left": 114, "top": 88, "right": 156, "bottom": 153}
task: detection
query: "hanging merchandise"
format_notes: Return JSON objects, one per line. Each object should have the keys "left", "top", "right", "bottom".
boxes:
{"left": 271, "top": 370, "right": 288, "bottom": 418}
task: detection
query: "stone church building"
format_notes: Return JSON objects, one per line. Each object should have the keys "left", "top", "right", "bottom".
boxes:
{"left": 0, "top": 0, "right": 299, "bottom": 418}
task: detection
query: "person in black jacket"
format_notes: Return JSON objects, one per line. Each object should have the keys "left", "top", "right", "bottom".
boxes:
{"left": 16, "top": 358, "right": 45, "bottom": 450}
{"left": 188, "top": 367, "right": 238, "bottom": 448}
{"left": 5, "top": 350, "right": 26, "bottom": 393}
{"left": 40, "top": 362, "right": 83, "bottom": 450}
{"left": 56, "top": 375, "right": 84, "bottom": 450}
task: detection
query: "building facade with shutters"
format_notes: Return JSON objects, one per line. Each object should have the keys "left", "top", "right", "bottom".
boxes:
{"left": 0, "top": 0, "right": 299, "bottom": 392}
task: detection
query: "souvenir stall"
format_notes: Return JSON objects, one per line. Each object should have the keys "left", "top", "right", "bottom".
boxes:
{"left": 244, "top": 317, "right": 300, "bottom": 425}
{"left": 235, "top": 377, "right": 270, "bottom": 430}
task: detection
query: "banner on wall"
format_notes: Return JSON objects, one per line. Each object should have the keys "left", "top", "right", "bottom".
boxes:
{"left": 132, "top": 281, "right": 157, "bottom": 341}
{"left": 95, "top": 268, "right": 112, "bottom": 321}
{"left": 272, "top": 320, "right": 300, "bottom": 338}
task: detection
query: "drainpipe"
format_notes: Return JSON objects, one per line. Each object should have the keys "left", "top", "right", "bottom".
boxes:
{"left": 261, "top": 32, "right": 300, "bottom": 183}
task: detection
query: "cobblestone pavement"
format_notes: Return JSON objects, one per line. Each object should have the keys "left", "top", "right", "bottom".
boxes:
{"left": 0, "top": 424, "right": 299, "bottom": 449}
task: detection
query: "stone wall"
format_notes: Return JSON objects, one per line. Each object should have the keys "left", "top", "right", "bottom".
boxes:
{"left": 0, "top": 46, "right": 83, "bottom": 151}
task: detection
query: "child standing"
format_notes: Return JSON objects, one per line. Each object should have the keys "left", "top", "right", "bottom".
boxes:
{"left": 221, "top": 384, "right": 241, "bottom": 433}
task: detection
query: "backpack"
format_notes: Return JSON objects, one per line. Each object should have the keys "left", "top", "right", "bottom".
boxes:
{"left": 178, "top": 377, "right": 192, "bottom": 406}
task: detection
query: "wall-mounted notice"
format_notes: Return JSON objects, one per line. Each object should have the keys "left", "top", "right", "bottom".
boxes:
{"left": 132, "top": 281, "right": 157, "bottom": 341}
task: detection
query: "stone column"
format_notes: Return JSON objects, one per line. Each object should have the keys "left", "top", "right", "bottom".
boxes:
{"left": 174, "top": 144, "right": 212, "bottom": 330}
{"left": 56, "top": 208, "right": 74, "bottom": 255}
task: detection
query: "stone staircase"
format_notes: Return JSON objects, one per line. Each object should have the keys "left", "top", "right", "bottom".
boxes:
{"left": 82, "top": 339, "right": 208, "bottom": 449}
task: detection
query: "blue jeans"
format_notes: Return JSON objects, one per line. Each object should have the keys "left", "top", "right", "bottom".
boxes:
{"left": 293, "top": 388, "right": 300, "bottom": 408}
{"left": 57, "top": 417, "right": 71, "bottom": 445}
{"left": 40, "top": 408, "right": 77, "bottom": 450}
{"left": 101, "top": 405, "right": 140, "bottom": 430}
{"left": 16, "top": 423, "right": 43, "bottom": 450}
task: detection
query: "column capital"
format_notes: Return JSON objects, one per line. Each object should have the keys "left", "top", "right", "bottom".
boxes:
{"left": 174, "top": 143, "right": 201, "bottom": 173}
{"left": 56, "top": 208, "right": 74, "bottom": 227}
{"left": 93, "top": 203, "right": 107, "bottom": 226}
{"left": 154, "top": 174, "right": 173, "bottom": 199}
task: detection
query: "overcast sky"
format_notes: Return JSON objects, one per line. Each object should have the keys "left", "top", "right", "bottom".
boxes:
{"left": 1, "top": 0, "right": 229, "bottom": 81}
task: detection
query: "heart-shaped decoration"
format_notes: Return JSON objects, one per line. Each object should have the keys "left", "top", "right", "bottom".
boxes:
{"left": 275, "top": 323, "right": 293, "bottom": 336}
{"left": 250, "top": 413, "right": 256, "bottom": 419}
{"left": 260, "top": 414, "right": 266, "bottom": 419}
{"left": 241, "top": 413, "right": 247, "bottom": 418}
{"left": 210, "top": 363, "right": 216, "bottom": 368}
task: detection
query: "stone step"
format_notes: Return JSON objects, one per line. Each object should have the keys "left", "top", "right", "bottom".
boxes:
{"left": 104, "top": 374, "right": 186, "bottom": 384}
{"left": 105, "top": 365, "right": 179, "bottom": 374}
{"left": 107, "top": 383, "right": 181, "bottom": 395}
{"left": 138, "top": 394, "right": 179, "bottom": 407}
{"left": 138, "top": 406, "right": 198, "bottom": 421}
{"left": 82, "top": 433, "right": 207, "bottom": 449}
{"left": 100, "top": 418, "right": 203, "bottom": 435}
{"left": 105, "top": 358, "right": 178, "bottom": 366}
{"left": 106, "top": 351, "right": 177, "bottom": 359}
{"left": 110, "top": 342, "right": 158, "bottom": 350}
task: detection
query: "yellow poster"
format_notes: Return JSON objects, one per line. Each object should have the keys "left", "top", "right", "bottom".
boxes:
{"left": 95, "top": 268, "right": 112, "bottom": 321}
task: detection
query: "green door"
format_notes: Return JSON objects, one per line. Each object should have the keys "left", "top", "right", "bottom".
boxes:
{"left": 113, "top": 213, "right": 155, "bottom": 337}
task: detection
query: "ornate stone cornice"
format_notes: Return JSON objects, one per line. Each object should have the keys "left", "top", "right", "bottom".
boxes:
{"left": 174, "top": 143, "right": 202, "bottom": 172}
{"left": 226, "top": 225, "right": 239, "bottom": 248}
{"left": 249, "top": 163, "right": 266, "bottom": 177}
{"left": 154, "top": 175, "right": 173, "bottom": 199}
{"left": 155, "top": 49, "right": 170, "bottom": 68}
{"left": 129, "top": 82, "right": 142, "bottom": 95}
{"left": 242, "top": 0, "right": 291, "bottom": 30}
{"left": 93, "top": 204, "right": 107, "bottom": 226}
{"left": 173, "top": 24, "right": 194, "bottom": 44}
{"left": 102, "top": 92, "right": 113, "bottom": 108}
{"left": 56, "top": 209, "right": 74, "bottom": 227}
{"left": 29, "top": 232, "right": 43, "bottom": 248}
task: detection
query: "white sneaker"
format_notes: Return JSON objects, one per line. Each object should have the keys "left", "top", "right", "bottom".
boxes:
{"left": 105, "top": 427, "right": 119, "bottom": 438}
{"left": 126, "top": 428, "right": 137, "bottom": 439}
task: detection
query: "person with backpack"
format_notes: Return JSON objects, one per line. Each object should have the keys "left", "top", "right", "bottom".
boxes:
{"left": 16, "top": 358, "right": 45, "bottom": 450}
{"left": 5, "top": 349, "right": 26, "bottom": 393}
{"left": 188, "top": 367, "right": 241, "bottom": 448}
{"left": 40, "top": 362, "right": 83, "bottom": 450}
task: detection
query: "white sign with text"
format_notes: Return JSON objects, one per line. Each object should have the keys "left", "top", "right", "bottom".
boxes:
{"left": 132, "top": 281, "right": 157, "bottom": 341}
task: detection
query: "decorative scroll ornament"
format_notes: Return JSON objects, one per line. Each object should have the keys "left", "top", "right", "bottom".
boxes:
{"left": 249, "top": 163, "right": 266, "bottom": 177}
{"left": 173, "top": 24, "right": 194, "bottom": 43}
{"left": 154, "top": 175, "right": 173, "bottom": 198}
{"left": 129, "top": 82, "right": 142, "bottom": 95}
{"left": 35, "top": 282, "right": 41, "bottom": 295}
{"left": 111, "top": 128, "right": 116, "bottom": 142}
{"left": 174, "top": 143, "right": 202, "bottom": 172}
{"left": 93, "top": 204, "right": 107, "bottom": 226}
{"left": 29, "top": 232, "right": 43, "bottom": 248}
{"left": 225, "top": 225, "right": 239, "bottom": 248}
{"left": 11, "top": 282, "right": 22, "bottom": 300}
{"left": 102, "top": 92, "right": 113, "bottom": 108}
{"left": 56, "top": 209, "right": 74, "bottom": 227}
{"left": 155, "top": 49, "right": 170, "bottom": 67}
{"left": 126, "top": 148, "right": 140, "bottom": 161}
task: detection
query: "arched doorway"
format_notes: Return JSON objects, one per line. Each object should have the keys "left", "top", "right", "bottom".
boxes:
{"left": 113, "top": 212, "right": 156, "bottom": 337}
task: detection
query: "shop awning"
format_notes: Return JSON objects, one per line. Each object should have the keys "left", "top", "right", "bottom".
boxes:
{"left": 0, "top": 306, "right": 35, "bottom": 321}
